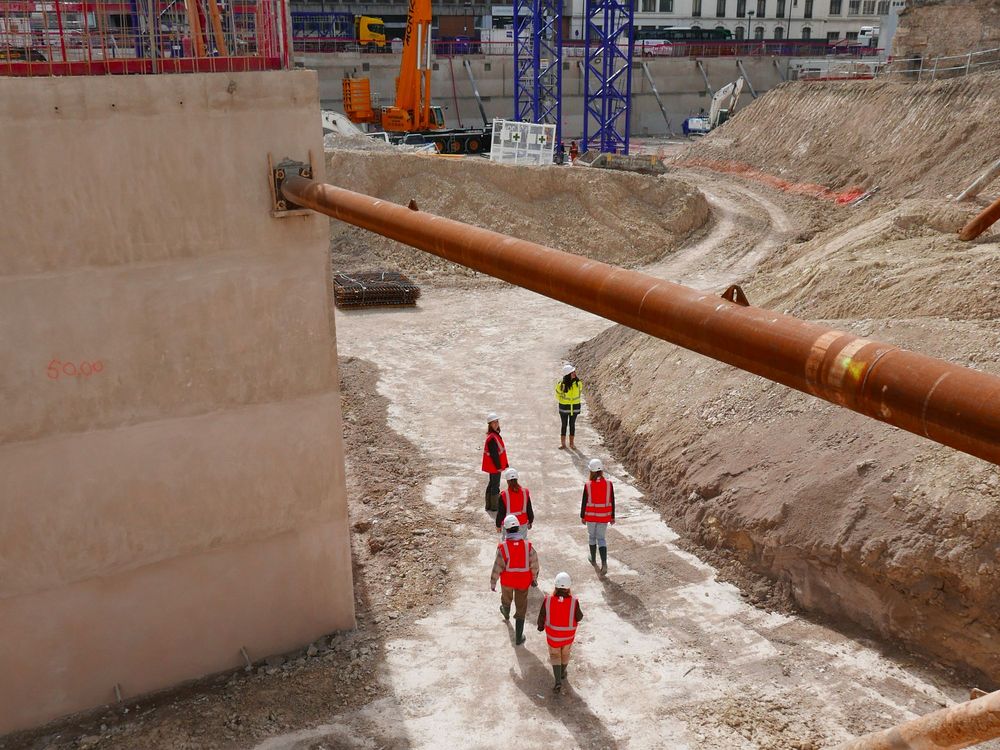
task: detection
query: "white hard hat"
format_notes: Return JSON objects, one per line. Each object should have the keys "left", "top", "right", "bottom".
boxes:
{"left": 588, "top": 458, "right": 603, "bottom": 472}
{"left": 486, "top": 412, "right": 499, "bottom": 423}
{"left": 503, "top": 514, "right": 520, "bottom": 531}
{"left": 554, "top": 571, "right": 572, "bottom": 589}
{"left": 562, "top": 364, "right": 576, "bottom": 376}
{"left": 505, "top": 467, "right": 519, "bottom": 481}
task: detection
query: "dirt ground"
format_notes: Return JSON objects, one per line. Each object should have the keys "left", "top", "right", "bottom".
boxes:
{"left": 680, "top": 71, "right": 1000, "bottom": 201}
{"left": 6, "top": 144, "right": 1000, "bottom": 749}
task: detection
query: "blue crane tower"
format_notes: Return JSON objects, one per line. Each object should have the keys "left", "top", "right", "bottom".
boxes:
{"left": 512, "top": 0, "right": 563, "bottom": 145}
{"left": 582, "top": 0, "right": 635, "bottom": 154}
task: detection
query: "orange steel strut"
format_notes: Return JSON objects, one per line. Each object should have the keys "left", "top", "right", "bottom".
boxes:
{"left": 281, "top": 175, "right": 1000, "bottom": 468}
{"left": 832, "top": 688, "right": 1000, "bottom": 750}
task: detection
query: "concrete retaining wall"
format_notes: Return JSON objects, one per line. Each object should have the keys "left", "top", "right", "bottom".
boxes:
{"left": 304, "top": 52, "right": 786, "bottom": 138}
{"left": 0, "top": 70, "right": 354, "bottom": 735}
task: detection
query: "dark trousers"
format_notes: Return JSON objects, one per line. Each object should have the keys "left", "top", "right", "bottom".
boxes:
{"left": 559, "top": 410, "right": 579, "bottom": 437}
{"left": 487, "top": 472, "right": 501, "bottom": 496}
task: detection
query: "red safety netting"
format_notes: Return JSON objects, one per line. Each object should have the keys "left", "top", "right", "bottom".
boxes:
{"left": 0, "top": 0, "right": 289, "bottom": 76}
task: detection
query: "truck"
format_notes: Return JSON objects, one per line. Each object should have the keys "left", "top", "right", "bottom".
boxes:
{"left": 341, "top": 0, "right": 492, "bottom": 154}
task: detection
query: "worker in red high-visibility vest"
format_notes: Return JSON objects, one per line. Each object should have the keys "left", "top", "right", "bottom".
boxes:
{"left": 482, "top": 412, "right": 509, "bottom": 514}
{"left": 490, "top": 514, "right": 539, "bottom": 645}
{"left": 495, "top": 467, "right": 535, "bottom": 538}
{"left": 581, "top": 457, "right": 615, "bottom": 576}
{"left": 537, "top": 571, "right": 583, "bottom": 693}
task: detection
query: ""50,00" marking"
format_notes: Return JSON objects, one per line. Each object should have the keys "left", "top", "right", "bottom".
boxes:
{"left": 47, "top": 359, "right": 104, "bottom": 380}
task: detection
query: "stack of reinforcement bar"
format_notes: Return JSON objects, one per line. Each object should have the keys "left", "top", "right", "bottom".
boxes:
{"left": 332, "top": 271, "right": 421, "bottom": 309}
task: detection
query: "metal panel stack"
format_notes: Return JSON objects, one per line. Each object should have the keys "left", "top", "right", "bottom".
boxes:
{"left": 332, "top": 272, "right": 421, "bottom": 309}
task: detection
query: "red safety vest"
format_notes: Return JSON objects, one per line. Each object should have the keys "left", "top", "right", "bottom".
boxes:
{"left": 482, "top": 431, "right": 509, "bottom": 473}
{"left": 583, "top": 479, "right": 613, "bottom": 523}
{"left": 544, "top": 594, "right": 579, "bottom": 648}
{"left": 498, "top": 538, "right": 532, "bottom": 590}
{"left": 501, "top": 487, "right": 530, "bottom": 527}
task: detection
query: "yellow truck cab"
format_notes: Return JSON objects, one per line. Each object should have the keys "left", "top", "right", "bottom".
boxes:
{"left": 355, "top": 16, "right": 386, "bottom": 51}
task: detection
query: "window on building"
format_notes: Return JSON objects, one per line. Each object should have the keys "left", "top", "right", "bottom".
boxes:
{"left": 659, "top": 0, "right": 674, "bottom": 11}
{"left": 801, "top": 25, "right": 811, "bottom": 37}
{"left": 877, "top": 0, "right": 888, "bottom": 10}
{"left": 848, "top": 0, "right": 860, "bottom": 12}
{"left": 826, "top": 30, "right": 839, "bottom": 40}
{"left": 862, "top": 0, "right": 875, "bottom": 12}
{"left": 756, "top": 0, "right": 766, "bottom": 16}
{"left": 735, "top": 24, "right": 745, "bottom": 38}
{"left": 776, "top": 0, "right": 785, "bottom": 17}
{"left": 716, "top": 0, "right": 726, "bottom": 16}
{"left": 737, "top": 0, "right": 746, "bottom": 15}
{"left": 774, "top": 26, "right": 783, "bottom": 38}
{"left": 845, "top": 30, "right": 858, "bottom": 40}
{"left": 804, "top": 0, "right": 813, "bottom": 16}
{"left": 642, "top": 0, "right": 655, "bottom": 12}
{"left": 715, "top": 24, "right": 726, "bottom": 30}
{"left": 693, "top": 0, "right": 702, "bottom": 15}
{"left": 829, "top": 0, "right": 841, "bottom": 12}
{"left": 754, "top": 24, "right": 764, "bottom": 38}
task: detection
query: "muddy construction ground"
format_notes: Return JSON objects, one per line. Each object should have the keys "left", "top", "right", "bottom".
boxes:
{"left": 6, "top": 71, "right": 1000, "bottom": 750}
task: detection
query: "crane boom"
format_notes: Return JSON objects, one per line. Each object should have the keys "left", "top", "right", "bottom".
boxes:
{"left": 383, "top": 0, "right": 434, "bottom": 131}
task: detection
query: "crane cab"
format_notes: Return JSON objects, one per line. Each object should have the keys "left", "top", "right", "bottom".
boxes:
{"left": 430, "top": 106, "right": 445, "bottom": 129}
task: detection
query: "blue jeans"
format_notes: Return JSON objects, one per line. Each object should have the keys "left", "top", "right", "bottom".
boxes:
{"left": 587, "top": 521, "right": 608, "bottom": 548}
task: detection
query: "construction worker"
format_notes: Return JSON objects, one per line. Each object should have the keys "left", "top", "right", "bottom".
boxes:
{"left": 555, "top": 364, "right": 583, "bottom": 450}
{"left": 490, "top": 514, "right": 539, "bottom": 645}
{"left": 482, "top": 412, "right": 508, "bottom": 513}
{"left": 537, "top": 571, "right": 583, "bottom": 693}
{"left": 581, "top": 457, "right": 615, "bottom": 575}
{"left": 569, "top": 140, "right": 580, "bottom": 163}
{"left": 495, "top": 468, "right": 534, "bottom": 538}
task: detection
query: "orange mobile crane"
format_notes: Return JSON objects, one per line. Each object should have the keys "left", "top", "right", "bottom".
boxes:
{"left": 342, "top": 0, "right": 491, "bottom": 154}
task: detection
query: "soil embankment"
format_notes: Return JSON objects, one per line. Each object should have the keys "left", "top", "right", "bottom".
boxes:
{"left": 326, "top": 149, "right": 710, "bottom": 281}
{"left": 581, "top": 77, "right": 1000, "bottom": 685}
{"left": 679, "top": 71, "right": 1000, "bottom": 201}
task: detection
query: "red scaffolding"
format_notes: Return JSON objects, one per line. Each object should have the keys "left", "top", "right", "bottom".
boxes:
{"left": 0, "top": 0, "right": 289, "bottom": 75}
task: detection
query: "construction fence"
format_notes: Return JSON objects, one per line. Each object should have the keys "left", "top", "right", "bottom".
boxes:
{"left": 876, "top": 46, "right": 1000, "bottom": 80}
{"left": 0, "top": 0, "right": 290, "bottom": 76}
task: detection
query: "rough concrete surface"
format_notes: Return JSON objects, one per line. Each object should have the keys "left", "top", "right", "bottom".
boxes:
{"left": 0, "top": 71, "right": 353, "bottom": 735}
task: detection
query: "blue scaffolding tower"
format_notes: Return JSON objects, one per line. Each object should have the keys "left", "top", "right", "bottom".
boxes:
{"left": 582, "top": 0, "right": 634, "bottom": 154}
{"left": 512, "top": 0, "right": 563, "bottom": 145}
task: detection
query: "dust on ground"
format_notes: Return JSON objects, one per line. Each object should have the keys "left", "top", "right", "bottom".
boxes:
{"left": 326, "top": 149, "right": 710, "bottom": 284}
{"left": 0, "top": 358, "right": 457, "bottom": 750}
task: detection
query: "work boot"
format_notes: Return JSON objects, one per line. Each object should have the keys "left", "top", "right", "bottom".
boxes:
{"left": 588, "top": 544, "right": 597, "bottom": 566}
{"left": 487, "top": 494, "right": 501, "bottom": 513}
{"left": 559, "top": 435, "right": 566, "bottom": 450}
{"left": 561, "top": 664, "right": 569, "bottom": 682}
{"left": 569, "top": 435, "right": 575, "bottom": 450}
{"left": 552, "top": 665, "right": 563, "bottom": 693}
{"left": 500, "top": 603, "right": 510, "bottom": 621}
{"left": 514, "top": 617, "right": 526, "bottom": 645}
{"left": 484, "top": 488, "right": 491, "bottom": 512}
{"left": 599, "top": 546, "right": 608, "bottom": 576}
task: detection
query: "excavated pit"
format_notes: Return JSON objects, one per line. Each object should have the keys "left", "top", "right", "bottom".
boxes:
{"left": 580, "top": 72, "right": 1000, "bottom": 687}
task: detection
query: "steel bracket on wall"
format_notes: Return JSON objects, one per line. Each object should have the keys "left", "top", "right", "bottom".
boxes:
{"left": 268, "top": 153, "right": 315, "bottom": 218}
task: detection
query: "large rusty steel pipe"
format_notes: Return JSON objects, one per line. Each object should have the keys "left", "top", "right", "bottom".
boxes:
{"left": 831, "top": 689, "right": 1000, "bottom": 750}
{"left": 282, "top": 175, "right": 1000, "bottom": 466}
{"left": 959, "top": 193, "right": 1000, "bottom": 241}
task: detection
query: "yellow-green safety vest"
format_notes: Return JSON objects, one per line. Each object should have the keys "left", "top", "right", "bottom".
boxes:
{"left": 555, "top": 379, "right": 582, "bottom": 413}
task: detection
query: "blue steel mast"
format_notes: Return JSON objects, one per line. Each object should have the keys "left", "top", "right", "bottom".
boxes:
{"left": 582, "top": 0, "right": 634, "bottom": 154}
{"left": 513, "top": 0, "right": 563, "bottom": 144}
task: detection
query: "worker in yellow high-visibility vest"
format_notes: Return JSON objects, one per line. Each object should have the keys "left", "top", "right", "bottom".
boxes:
{"left": 555, "top": 364, "right": 583, "bottom": 450}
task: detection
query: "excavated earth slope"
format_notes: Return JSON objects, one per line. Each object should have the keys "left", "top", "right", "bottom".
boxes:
{"left": 578, "top": 179, "right": 1000, "bottom": 682}
{"left": 326, "top": 149, "right": 710, "bottom": 281}
{"left": 679, "top": 71, "right": 1000, "bottom": 200}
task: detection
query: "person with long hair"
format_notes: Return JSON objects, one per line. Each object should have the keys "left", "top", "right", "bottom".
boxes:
{"left": 555, "top": 364, "right": 583, "bottom": 450}
{"left": 495, "top": 468, "right": 535, "bottom": 538}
